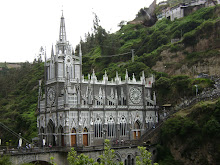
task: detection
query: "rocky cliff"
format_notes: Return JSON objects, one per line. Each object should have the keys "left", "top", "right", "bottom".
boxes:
{"left": 152, "top": 18, "right": 220, "bottom": 77}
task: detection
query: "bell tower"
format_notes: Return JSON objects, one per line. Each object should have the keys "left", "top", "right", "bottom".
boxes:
{"left": 45, "top": 12, "right": 82, "bottom": 84}
{"left": 44, "top": 12, "right": 83, "bottom": 111}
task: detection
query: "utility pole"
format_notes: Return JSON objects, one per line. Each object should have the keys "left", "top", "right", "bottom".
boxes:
{"left": 131, "top": 49, "right": 135, "bottom": 62}
{"left": 195, "top": 85, "right": 198, "bottom": 96}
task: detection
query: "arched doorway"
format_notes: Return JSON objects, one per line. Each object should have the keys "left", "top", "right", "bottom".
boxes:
{"left": 40, "top": 127, "right": 45, "bottom": 147}
{"left": 83, "top": 127, "right": 88, "bottom": 146}
{"left": 71, "top": 128, "right": 76, "bottom": 146}
{"left": 133, "top": 120, "right": 141, "bottom": 140}
{"left": 47, "top": 119, "right": 56, "bottom": 146}
{"left": 58, "top": 126, "right": 64, "bottom": 146}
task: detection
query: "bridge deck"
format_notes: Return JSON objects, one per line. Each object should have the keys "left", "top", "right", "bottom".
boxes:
{"left": 0, "top": 142, "right": 140, "bottom": 156}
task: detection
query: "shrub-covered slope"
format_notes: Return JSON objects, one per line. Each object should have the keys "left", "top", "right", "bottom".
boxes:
{"left": 0, "top": 62, "right": 44, "bottom": 144}
{"left": 157, "top": 99, "right": 220, "bottom": 165}
{"left": 80, "top": 5, "right": 220, "bottom": 79}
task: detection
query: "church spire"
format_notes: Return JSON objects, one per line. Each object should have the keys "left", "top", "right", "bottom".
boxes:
{"left": 59, "top": 11, "right": 66, "bottom": 42}
{"left": 51, "top": 44, "right": 54, "bottom": 57}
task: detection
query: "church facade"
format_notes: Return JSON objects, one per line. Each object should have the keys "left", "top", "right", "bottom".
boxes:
{"left": 37, "top": 13, "right": 158, "bottom": 148}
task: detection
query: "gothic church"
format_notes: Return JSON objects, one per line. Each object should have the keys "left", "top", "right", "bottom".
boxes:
{"left": 37, "top": 13, "right": 158, "bottom": 148}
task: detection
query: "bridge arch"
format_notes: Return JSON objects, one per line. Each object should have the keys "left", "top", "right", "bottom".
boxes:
{"left": 115, "top": 151, "right": 122, "bottom": 162}
{"left": 30, "top": 160, "right": 52, "bottom": 165}
{"left": 124, "top": 153, "right": 135, "bottom": 165}
{"left": 10, "top": 152, "right": 68, "bottom": 165}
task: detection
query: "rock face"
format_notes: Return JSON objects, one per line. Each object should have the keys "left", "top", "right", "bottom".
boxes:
{"left": 129, "top": 0, "right": 157, "bottom": 26}
{"left": 152, "top": 20, "right": 220, "bottom": 77}
{"left": 168, "top": 138, "right": 218, "bottom": 165}
{"left": 152, "top": 48, "right": 220, "bottom": 77}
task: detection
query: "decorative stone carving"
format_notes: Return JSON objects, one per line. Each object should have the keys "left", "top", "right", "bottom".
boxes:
{"left": 129, "top": 87, "right": 142, "bottom": 104}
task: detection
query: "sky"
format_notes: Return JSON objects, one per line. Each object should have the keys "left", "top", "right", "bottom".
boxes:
{"left": 0, "top": 0, "right": 163, "bottom": 62}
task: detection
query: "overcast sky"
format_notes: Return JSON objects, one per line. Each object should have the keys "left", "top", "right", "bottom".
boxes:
{"left": 0, "top": 0, "right": 162, "bottom": 62}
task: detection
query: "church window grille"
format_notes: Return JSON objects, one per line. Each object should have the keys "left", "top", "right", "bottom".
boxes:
{"left": 96, "top": 100, "right": 102, "bottom": 106}
{"left": 73, "top": 94, "right": 77, "bottom": 105}
{"left": 108, "top": 101, "right": 114, "bottom": 105}
{"left": 107, "top": 118, "right": 115, "bottom": 138}
{"left": 118, "top": 96, "right": 121, "bottom": 105}
{"left": 94, "top": 118, "right": 103, "bottom": 138}
{"left": 122, "top": 97, "right": 126, "bottom": 105}
{"left": 120, "top": 117, "right": 127, "bottom": 136}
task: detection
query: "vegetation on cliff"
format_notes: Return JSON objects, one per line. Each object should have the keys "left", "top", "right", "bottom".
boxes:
{"left": 0, "top": 62, "right": 44, "bottom": 144}
{"left": 157, "top": 98, "right": 220, "bottom": 164}
{"left": 79, "top": 5, "right": 220, "bottom": 80}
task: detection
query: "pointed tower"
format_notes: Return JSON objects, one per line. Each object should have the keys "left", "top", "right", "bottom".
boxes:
{"left": 57, "top": 12, "right": 68, "bottom": 54}
{"left": 51, "top": 44, "right": 54, "bottom": 57}
{"left": 79, "top": 44, "right": 83, "bottom": 82}
{"left": 59, "top": 11, "right": 66, "bottom": 42}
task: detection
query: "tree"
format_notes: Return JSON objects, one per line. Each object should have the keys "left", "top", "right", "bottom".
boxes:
{"left": 50, "top": 156, "right": 57, "bottom": 165}
{"left": 67, "top": 148, "right": 98, "bottom": 165}
{"left": 99, "top": 139, "right": 123, "bottom": 165}
{"left": 136, "top": 146, "right": 159, "bottom": 165}
{"left": 118, "top": 21, "right": 126, "bottom": 28}
{"left": 0, "top": 156, "right": 12, "bottom": 165}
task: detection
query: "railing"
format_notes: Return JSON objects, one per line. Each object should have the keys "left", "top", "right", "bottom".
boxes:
{"left": 0, "top": 142, "right": 140, "bottom": 155}
{"left": 0, "top": 146, "right": 73, "bottom": 155}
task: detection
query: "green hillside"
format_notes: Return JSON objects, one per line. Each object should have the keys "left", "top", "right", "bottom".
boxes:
{"left": 0, "top": 62, "right": 44, "bottom": 144}
{"left": 157, "top": 98, "right": 220, "bottom": 164}
{"left": 80, "top": 5, "right": 220, "bottom": 78}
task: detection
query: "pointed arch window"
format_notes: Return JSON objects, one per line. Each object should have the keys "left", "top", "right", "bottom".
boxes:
{"left": 108, "top": 101, "right": 114, "bottom": 105}
{"left": 120, "top": 117, "right": 127, "bottom": 136}
{"left": 94, "top": 118, "right": 103, "bottom": 138}
{"left": 96, "top": 100, "right": 102, "bottom": 106}
{"left": 73, "top": 94, "right": 77, "bottom": 105}
{"left": 107, "top": 117, "right": 115, "bottom": 138}
{"left": 121, "top": 87, "right": 126, "bottom": 105}
{"left": 122, "top": 97, "right": 127, "bottom": 105}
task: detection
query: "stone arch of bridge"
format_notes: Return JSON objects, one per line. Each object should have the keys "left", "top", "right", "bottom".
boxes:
{"left": 115, "top": 151, "right": 122, "bottom": 162}
{"left": 30, "top": 160, "right": 52, "bottom": 165}
{"left": 124, "top": 153, "right": 135, "bottom": 165}
{"left": 11, "top": 152, "right": 68, "bottom": 165}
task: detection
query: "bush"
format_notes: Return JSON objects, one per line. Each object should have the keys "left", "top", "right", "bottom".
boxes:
{"left": 203, "top": 118, "right": 220, "bottom": 137}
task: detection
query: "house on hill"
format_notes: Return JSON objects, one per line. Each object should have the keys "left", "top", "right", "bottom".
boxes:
{"left": 157, "top": 0, "right": 218, "bottom": 21}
